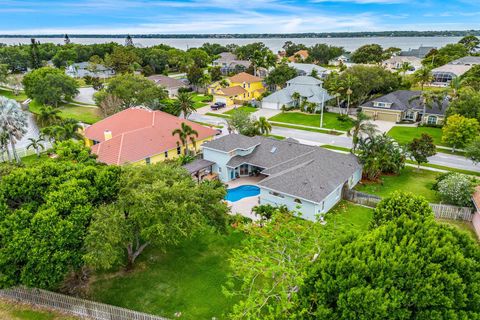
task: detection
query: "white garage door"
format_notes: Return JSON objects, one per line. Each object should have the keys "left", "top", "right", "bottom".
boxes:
{"left": 262, "top": 101, "right": 280, "bottom": 110}
{"left": 215, "top": 96, "right": 227, "bottom": 104}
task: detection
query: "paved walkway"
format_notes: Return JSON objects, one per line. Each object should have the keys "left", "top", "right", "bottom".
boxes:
{"left": 251, "top": 108, "right": 281, "bottom": 119}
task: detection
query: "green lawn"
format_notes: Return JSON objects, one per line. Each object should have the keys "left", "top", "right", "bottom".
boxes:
{"left": 269, "top": 111, "right": 354, "bottom": 132}
{"left": 29, "top": 100, "right": 102, "bottom": 124}
{"left": 387, "top": 126, "right": 445, "bottom": 146}
{"left": 326, "top": 201, "right": 374, "bottom": 233}
{"left": 0, "top": 88, "right": 28, "bottom": 102}
{"left": 89, "top": 229, "right": 245, "bottom": 320}
{"left": 0, "top": 299, "right": 78, "bottom": 320}
{"left": 224, "top": 106, "right": 258, "bottom": 115}
{"left": 438, "top": 219, "right": 479, "bottom": 242}
{"left": 356, "top": 166, "right": 441, "bottom": 202}
{"left": 192, "top": 94, "right": 211, "bottom": 109}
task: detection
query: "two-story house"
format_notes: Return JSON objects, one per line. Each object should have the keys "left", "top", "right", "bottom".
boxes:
{"left": 212, "top": 72, "right": 266, "bottom": 106}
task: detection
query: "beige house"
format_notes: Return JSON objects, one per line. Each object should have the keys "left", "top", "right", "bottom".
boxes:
{"left": 382, "top": 56, "right": 422, "bottom": 73}
{"left": 361, "top": 90, "right": 448, "bottom": 125}
{"left": 147, "top": 75, "right": 187, "bottom": 97}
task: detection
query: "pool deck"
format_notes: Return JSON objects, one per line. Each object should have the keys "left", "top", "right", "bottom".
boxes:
{"left": 226, "top": 176, "right": 264, "bottom": 221}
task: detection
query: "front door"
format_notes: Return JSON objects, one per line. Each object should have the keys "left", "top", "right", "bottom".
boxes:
{"left": 239, "top": 164, "right": 249, "bottom": 176}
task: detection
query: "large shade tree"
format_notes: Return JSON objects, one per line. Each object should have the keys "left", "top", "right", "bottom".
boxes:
{"left": 292, "top": 194, "right": 480, "bottom": 319}
{"left": 84, "top": 163, "right": 229, "bottom": 270}
{"left": 23, "top": 67, "right": 79, "bottom": 107}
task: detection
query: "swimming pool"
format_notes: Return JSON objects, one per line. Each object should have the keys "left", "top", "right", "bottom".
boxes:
{"left": 225, "top": 185, "right": 260, "bottom": 202}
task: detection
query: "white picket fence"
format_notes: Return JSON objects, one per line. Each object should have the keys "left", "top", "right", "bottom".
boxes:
{"left": 0, "top": 287, "right": 169, "bottom": 320}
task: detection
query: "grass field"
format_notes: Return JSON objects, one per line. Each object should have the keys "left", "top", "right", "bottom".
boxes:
{"left": 192, "top": 94, "right": 211, "bottom": 109}
{"left": 224, "top": 106, "right": 258, "bottom": 115}
{"left": 269, "top": 111, "right": 354, "bottom": 131}
{"left": 89, "top": 229, "right": 245, "bottom": 320}
{"left": 271, "top": 122, "right": 343, "bottom": 135}
{"left": 387, "top": 126, "right": 444, "bottom": 146}
{"left": 29, "top": 100, "right": 102, "bottom": 124}
{"left": 0, "top": 88, "right": 28, "bottom": 102}
{"left": 0, "top": 299, "right": 78, "bottom": 320}
{"left": 326, "top": 201, "right": 373, "bottom": 233}
{"left": 356, "top": 166, "right": 441, "bottom": 202}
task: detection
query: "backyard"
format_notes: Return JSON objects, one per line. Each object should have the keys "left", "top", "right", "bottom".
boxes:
{"left": 356, "top": 166, "right": 441, "bottom": 202}
{"left": 0, "top": 299, "right": 78, "bottom": 320}
{"left": 29, "top": 100, "right": 102, "bottom": 124}
{"left": 387, "top": 126, "right": 444, "bottom": 146}
{"left": 89, "top": 229, "right": 245, "bottom": 320}
{"left": 268, "top": 111, "right": 354, "bottom": 132}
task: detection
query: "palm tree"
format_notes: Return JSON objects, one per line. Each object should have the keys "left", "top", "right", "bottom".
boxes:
{"left": 37, "top": 105, "right": 62, "bottom": 127}
{"left": 61, "top": 119, "right": 83, "bottom": 140}
{"left": 409, "top": 91, "right": 446, "bottom": 123}
{"left": 413, "top": 68, "right": 433, "bottom": 91}
{"left": 0, "top": 131, "right": 10, "bottom": 162}
{"left": 172, "top": 123, "right": 198, "bottom": 156}
{"left": 175, "top": 92, "right": 196, "bottom": 119}
{"left": 399, "top": 62, "right": 412, "bottom": 77}
{"left": 347, "top": 111, "right": 378, "bottom": 152}
{"left": 0, "top": 97, "right": 28, "bottom": 163}
{"left": 449, "top": 77, "right": 462, "bottom": 101}
{"left": 41, "top": 125, "right": 65, "bottom": 144}
{"left": 325, "top": 72, "right": 343, "bottom": 109}
{"left": 291, "top": 92, "right": 301, "bottom": 109}
{"left": 255, "top": 117, "right": 272, "bottom": 135}
{"left": 26, "top": 136, "right": 45, "bottom": 157}
{"left": 341, "top": 74, "right": 357, "bottom": 115}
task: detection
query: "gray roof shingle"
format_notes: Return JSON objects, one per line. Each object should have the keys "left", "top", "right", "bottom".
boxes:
{"left": 202, "top": 134, "right": 261, "bottom": 152}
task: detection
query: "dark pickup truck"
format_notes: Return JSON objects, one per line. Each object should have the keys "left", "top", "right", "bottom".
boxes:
{"left": 211, "top": 102, "right": 226, "bottom": 110}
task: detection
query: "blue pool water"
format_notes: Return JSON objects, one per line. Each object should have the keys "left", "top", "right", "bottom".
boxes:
{"left": 225, "top": 185, "right": 260, "bottom": 202}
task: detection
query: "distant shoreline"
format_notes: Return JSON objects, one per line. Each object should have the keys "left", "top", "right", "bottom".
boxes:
{"left": 0, "top": 30, "right": 479, "bottom": 39}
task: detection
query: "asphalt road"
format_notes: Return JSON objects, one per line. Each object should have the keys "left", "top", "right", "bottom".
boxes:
{"left": 189, "top": 113, "right": 480, "bottom": 173}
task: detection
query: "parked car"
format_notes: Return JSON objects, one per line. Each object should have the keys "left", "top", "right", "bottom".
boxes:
{"left": 211, "top": 102, "right": 226, "bottom": 110}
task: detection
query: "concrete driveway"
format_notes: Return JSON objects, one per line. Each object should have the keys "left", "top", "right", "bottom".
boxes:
{"left": 74, "top": 87, "right": 96, "bottom": 105}
{"left": 367, "top": 120, "right": 397, "bottom": 134}
{"left": 252, "top": 108, "right": 281, "bottom": 119}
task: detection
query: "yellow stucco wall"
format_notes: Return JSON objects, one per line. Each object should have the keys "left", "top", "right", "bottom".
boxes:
{"left": 230, "top": 81, "right": 264, "bottom": 100}
{"left": 132, "top": 136, "right": 214, "bottom": 165}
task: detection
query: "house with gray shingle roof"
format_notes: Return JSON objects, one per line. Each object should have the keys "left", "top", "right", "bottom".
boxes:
{"left": 361, "top": 90, "right": 449, "bottom": 125}
{"left": 201, "top": 134, "right": 362, "bottom": 221}
{"left": 261, "top": 76, "right": 333, "bottom": 110}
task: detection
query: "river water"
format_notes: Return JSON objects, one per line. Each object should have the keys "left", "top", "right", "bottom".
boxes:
{"left": 0, "top": 36, "right": 463, "bottom": 52}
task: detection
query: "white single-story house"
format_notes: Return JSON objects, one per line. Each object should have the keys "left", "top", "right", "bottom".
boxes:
{"left": 261, "top": 76, "right": 332, "bottom": 110}
{"left": 65, "top": 62, "right": 115, "bottom": 78}
{"left": 329, "top": 54, "right": 352, "bottom": 67}
{"left": 288, "top": 62, "right": 330, "bottom": 78}
{"left": 201, "top": 134, "right": 362, "bottom": 221}
{"left": 147, "top": 75, "right": 187, "bottom": 97}
{"left": 361, "top": 90, "right": 448, "bottom": 125}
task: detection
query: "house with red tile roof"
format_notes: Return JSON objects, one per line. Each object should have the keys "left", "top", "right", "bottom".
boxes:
{"left": 83, "top": 107, "right": 217, "bottom": 165}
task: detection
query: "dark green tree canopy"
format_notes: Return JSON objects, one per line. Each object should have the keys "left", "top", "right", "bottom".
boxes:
{"left": 22, "top": 67, "right": 79, "bottom": 107}
{"left": 293, "top": 216, "right": 480, "bottom": 319}
{"left": 0, "top": 159, "right": 121, "bottom": 289}
{"left": 265, "top": 63, "right": 298, "bottom": 88}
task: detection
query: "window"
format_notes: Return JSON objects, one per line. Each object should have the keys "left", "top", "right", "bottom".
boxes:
{"left": 427, "top": 116, "right": 437, "bottom": 125}
{"left": 404, "top": 110, "right": 415, "bottom": 121}
{"left": 248, "top": 83, "right": 251, "bottom": 88}
{"left": 243, "top": 82, "right": 246, "bottom": 88}
{"left": 145, "top": 157, "right": 151, "bottom": 165}
{"left": 177, "top": 146, "right": 181, "bottom": 155}
{"left": 164, "top": 151, "right": 168, "bottom": 158}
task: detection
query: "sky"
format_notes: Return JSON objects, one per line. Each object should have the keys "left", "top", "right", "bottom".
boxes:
{"left": 0, "top": 0, "right": 479, "bottom": 35}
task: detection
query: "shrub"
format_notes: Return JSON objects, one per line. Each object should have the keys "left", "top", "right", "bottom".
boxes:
{"left": 371, "top": 191, "right": 433, "bottom": 228}
{"left": 437, "top": 173, "right": 475, "bottom": 207}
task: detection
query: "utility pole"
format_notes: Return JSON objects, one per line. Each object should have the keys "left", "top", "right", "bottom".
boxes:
{"left": 320, "top": 91, "right": 325, "bottom": 128}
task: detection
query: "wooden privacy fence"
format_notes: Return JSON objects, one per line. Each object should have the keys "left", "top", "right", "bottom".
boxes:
{"left": 430, "top": 203, "right": 474, "bottom": 221}
{"left": 343, "top": 189, "right": 474, "bottom": 221}
{"left": 0, "top": 287, "right": 169, "bottom": 320}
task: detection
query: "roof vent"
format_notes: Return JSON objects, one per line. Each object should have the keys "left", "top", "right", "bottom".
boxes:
{"left": 270, "top": 146, "right": 277, "bottom": 153}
